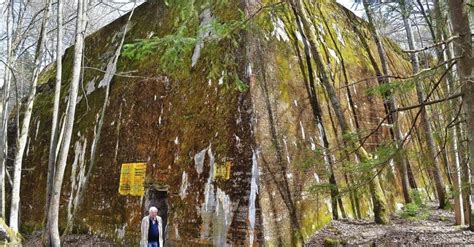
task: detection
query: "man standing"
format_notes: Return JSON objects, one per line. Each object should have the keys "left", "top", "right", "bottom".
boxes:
{"left": 140, "top": 206, "right": 164, "bottom": 247}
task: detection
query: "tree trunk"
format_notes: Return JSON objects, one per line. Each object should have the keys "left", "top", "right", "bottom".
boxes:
{"left": 63, "top": 3, "right": 136, "bottom": 235}
{"left": 359, "top": 0, "right": 412, "bottom": 204}
{"left": 44, "top": 0, "right": 63, "bottom": 243}
{"left": 399, "top": 0, "right": 447, "bottom": 208}
{"left": 9, "top": 0, "right": 52, "bottom": 232}
{"left": 442, "top": 17, "right": 465, "bottom": 225}
{"left": 0, "top": 3, "right": 14, "bottom": 219}
{"left": 446, "top": 0, "right": 474, "bottom": 231}
{"left": 451, "top": 118, "right": 465, "bottom": 225}
{"left": 48, "top": 0, "right": 87, "bottom": 245}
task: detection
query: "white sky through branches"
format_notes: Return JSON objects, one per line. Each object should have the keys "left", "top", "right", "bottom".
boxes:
{"left": 336, "top": 0, "right": 364, "bottom": 17}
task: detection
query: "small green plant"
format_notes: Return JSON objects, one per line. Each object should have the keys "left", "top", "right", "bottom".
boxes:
{"left": 401, "top": 203, "right": 419, "bottom": 217}
{"left": 122, "top": 25, "right": 197, "bottom": 76}
{"left": 344, "top": 144, "right": 397, "bottom": 174}
{"left": 410, "top": 189, "right": 424, "bottom": 207}
{"left": 400, "top": 202, "right": 429, "bottom": 220}
{"left": 366, "top": 80, "right": 415, "bottom": 97}
{"left": 308, "top": 182, "right": 337, "bottom": 194}
{"left": 444, "top": 200, "right": 453, "bottom": 210}
{"left": 366, "top": 66, "right": 441, "bottom": 98}
{"left": 234, "top": 74, "right": 249, "bottom": 92}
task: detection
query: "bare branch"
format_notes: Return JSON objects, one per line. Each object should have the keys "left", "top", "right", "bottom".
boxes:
{"left": 402, "top": 35, "right": 459, "bottom": 53}
{"left": 340, "top": 56, "right": 460, "bottom": 89}
{"left": 82, "top": 66, "right": 157, "bottom": 79}
{"left": 392, "top": 93, "right": 462, "bottom": 112}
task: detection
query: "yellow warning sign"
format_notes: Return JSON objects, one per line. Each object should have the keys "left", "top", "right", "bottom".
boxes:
{"left": 214, "top": 161, "right": 232, "bottom": 180}
{"left": 119, "top": 163, "right": 147, "bottom": 196}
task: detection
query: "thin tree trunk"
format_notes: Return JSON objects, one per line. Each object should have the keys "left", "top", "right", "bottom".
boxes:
{"left": 459, "top": 124, "right": 471, "bottom": 225}
{"left": 44, "top": 0, "right": 63, "bottom": 243}
{"left": 356, "top": 1, "right": 412, "bottom": 204}
{"left": 63, "top": 3, "right": 136, "bottom": 235}
{"left": 409, "top": 109, "right": 435, "bottom": 199}
{"left": 446, "top": 0, "right": 474, "bottom": 231}
{"left": 429, "top": 0, "right": 456, "bottom": 193}
{"left": 443, "top": 22, "right": 465, "bottom": 225}
{"left": 439, "top": 3, "right": 465, "bottom": 225}
{"left": 9, "top": 0, "right": 52, "bottom": 233}
{"left": 447, "top": 17, "right": 471, "bottom": 226}
{"left": 0, "top": 2, "right": 14, "bottom": 219}
{"left": 48, "top": 1, "right": 87, "bottom": 245}
{"left": 451, "top": 116, "right": 465, "bottom": 224}
{"left": 407, "top": 161, "right": 418, "bottom": 189}
{"left": 400, "top": 0, "right": 447, "bottom": 208}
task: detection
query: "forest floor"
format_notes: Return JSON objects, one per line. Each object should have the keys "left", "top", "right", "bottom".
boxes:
{"left": 23, "top": 234, "right": 119, "bottom": 246}
{"left": 306, "top": 202, "right": 474, "bottom": 246}
{"left": 21, "top": 202, "right": 474, "bottom": 246}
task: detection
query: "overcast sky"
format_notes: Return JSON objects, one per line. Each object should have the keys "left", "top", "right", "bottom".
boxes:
{"left": 336, "top": 0, "right": 364, "bottom": 17}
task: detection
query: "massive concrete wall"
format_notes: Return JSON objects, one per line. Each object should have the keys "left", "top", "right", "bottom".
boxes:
{"left": 17, "top": 0, "right": 411, "bottom": 246}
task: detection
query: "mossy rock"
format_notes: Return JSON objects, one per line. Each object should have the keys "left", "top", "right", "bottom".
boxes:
{"left": 0, "top": 218, "right": 20, "bottom": 245}
{"left": 324, "top": 237, "right": 347, "bottom": 247}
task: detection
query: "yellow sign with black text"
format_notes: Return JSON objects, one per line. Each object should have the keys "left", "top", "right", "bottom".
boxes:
{"left": 119, "top": 163, "right": 146, "bottom": 196}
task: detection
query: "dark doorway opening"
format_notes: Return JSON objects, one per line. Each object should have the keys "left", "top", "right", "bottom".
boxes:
{"left": 143, "top": 187, "right": 169, "bottom": 236}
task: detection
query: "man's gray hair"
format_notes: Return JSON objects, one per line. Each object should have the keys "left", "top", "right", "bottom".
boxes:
{"left": 149, "top": 206, "right": 158, "bottom": 213}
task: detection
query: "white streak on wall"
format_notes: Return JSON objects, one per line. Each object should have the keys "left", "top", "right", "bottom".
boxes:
{"left": 194, "top": 148, "right": 207, "bottom": 176}
{"left": 300, "top": 121, "right": 306, "bottom": 140}
{"left": 248, "top": 149, "right": 259, "bottom": 246}
{"left": 179, "top": 171, "right": 188, "bottom": 200}
{"left": 271, "top": 17, "right": 290, "bottom": 42}
{"left": 34, "top": 120, "right": 40, "bottom": 140}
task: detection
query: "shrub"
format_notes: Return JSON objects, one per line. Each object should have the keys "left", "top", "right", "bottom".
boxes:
{"left": 401, "top": 203, "right": 419, "bottom": 218}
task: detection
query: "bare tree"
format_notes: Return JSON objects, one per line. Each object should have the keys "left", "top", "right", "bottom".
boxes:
{"left": 446, "top": 0, "right": 474, "bottom": 231}
{"left": 359, "top": 0, "right": 413, "bottom": 205}
{"left": 63, "top": 1, "right": 137, "bottom": 235}
{"left": 0, "top": 0, "right": 14, "bottom": 219}
{"left": 0, "top": 0, "right": 37, "bottom": 220}
{"left": 399, "top": 0, "right": 447, "bottom": 209}
{"left": 47, "top": 0, "right": 88, "bottom": 245}
{"left": 9, "top": 0, "right": 52, "bottom": 233}
{"left": 440, "top": 1, "right": 466, "bottom": 225}
{"left": 43, "top": 0, "right": 64, "bottom": 244}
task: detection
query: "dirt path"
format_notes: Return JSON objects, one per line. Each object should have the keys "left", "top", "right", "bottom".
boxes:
{"left": 306, "top": 203, "right": 474, "bottom": 246}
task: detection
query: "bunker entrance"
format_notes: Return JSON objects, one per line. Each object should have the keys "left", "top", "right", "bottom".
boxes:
{"left": 143, "top": 186, "right": 169, "bottom": 233}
